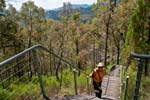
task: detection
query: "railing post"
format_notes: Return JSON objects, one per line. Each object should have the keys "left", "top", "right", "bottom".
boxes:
{"left": 120, "top": 65, "right": 123, "bottom": 99}
{"left": 124, "top": 76, "right": 129, "bottom": 100}
{"left": 32, "top": 50, "right": 50, "bottom": 100}
{"left": 73, "top": 69, "right": 78, "bottom": 95}
{"left": 105, "top": 73, "right": 110, "bottom": 95}
{"left": 121, "top": 81, "right": 125, "bottom": 99}
{"left": 87, "top": 76, "right": 90, "bottom": 94}
{"left": 133, "top": 59, "right": 143, "bottom": 100}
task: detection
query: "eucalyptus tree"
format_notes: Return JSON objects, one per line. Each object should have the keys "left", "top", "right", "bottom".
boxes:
{"left": 54, "top": 2, "right": 73, "bottom": 80}
{"left": 110, "top": 0, "right": 135, "bottom": 65}
{"left": 94, "top": 0, "right": 128, "bottom": 66}
{"left": 0, "top": 1, "right": 20, "bottom": 59}
{"left": 19, "top": 1, "right": 45, "bottom": 47}
{"left": 60, "top": 2, "right": 73, "bottom": 21}
{"left": 0, "top": 17, "right": 18, "bottom": 55}
{"left": 90, "top": 17, "right": 104, "bottom": 68}
{"left": 20, "top": 1, "right": 38, "bottom": 47}
{"left": 71, "top": 11, "right": 82, "bottom": 75}
{"left": 19, "top": 1, "right": 46, "bottom": 79}
{"left": 95, "top": 0, "right": 114, "bottom": 66}
{"left": 91, "top": 3, "right": 99, "bottom": 68}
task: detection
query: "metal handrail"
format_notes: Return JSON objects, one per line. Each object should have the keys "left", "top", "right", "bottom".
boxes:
{"left": 0, "top": 44, "right": 73, "bottom": 67}
{"left": 0, "top": 12, "right": 6, "bottom": 16}
{"left": 130, "top": 52, "right": 150, "bottom": 100}
{"left": 0, "top": 44, "right": 75, "bottom": 100}
{"left": 131, "top": 52, "right": 150, "bottom": 59}
{"left": 0, "top": 44, "right": 94, "bottom": 99}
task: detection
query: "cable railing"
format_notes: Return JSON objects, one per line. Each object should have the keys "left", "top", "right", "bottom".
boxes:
{"left": 0, "top": 44, "right": 77, "bottom": 100}
{"left": 0, "top": 44, "right": 93, "bottom": 100}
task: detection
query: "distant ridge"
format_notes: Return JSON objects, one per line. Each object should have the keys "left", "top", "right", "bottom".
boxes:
{"left": 53, "top": 4, "right": 91, "bottom": 11}
{"left": 45, "top": 4, "right": 94, "bottom": 22}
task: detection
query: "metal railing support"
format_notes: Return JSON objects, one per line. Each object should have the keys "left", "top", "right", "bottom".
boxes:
{"left": 120, "top": 65, "right": 123, "bottom": 99}
{"left": 87, "top": 76, "right": 90, "bottom": 94}
{"left": 32, "top": 50, "right": 50, "bottom": 100}
{"left": 105, "top": 73, "right": 110, "bottom": 95}
{"left": 124, "top": 76, "right": 129, "bottom": 100}
{"left": 73, "top": 69, "right": 78, "bottom": 95}
{"left": 133, "top": 59, "right": 143, "bottom": 100}
{"left": 130, "top": 52, "right": 150, "bottom": 100}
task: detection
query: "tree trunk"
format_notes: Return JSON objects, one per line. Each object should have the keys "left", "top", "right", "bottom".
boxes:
{"left": 1, "top": 42, "right": 6, "bottom": 55}
{"left": 49, "top": 41, "right": 53, "bottom": 75}
{"left": 93, "top": 36, "right": 96, "bottom": 69}
{"left": 117, "top": 46, "right": 120, "bottom": 65}
{"left": 75, "top": 40, "right": 81, "bottom": 76}
{"left": 112, "top": 29, "right": 120, "bottom": 65}
{"left": 56, "top": 50, "right": 63, "bottom": 81}
{"left": 104, "top": 14, "right": 111, "bottom": 67}
{"left": 28, "top": 14, "right": 33, "bottom": 81}
{"left": 56, "top": 33, "right": 64, "bottom": 80}
{"left": 13, "top": 41, "right": 23, "bottom": 80}
{"left": 145, "top": 28, "right": 150, "bottom": 76}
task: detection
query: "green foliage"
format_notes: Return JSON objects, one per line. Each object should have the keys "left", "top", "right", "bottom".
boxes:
{"left": 72, "top": 11, "right": 80, "bottom": 22}
{"left": 0, "top": 87, "right": 11, "bottom": 100}
{"left": 139, "top": 77, "right": 150, "bottom": 100}
{"left": 127, "top": 67, "right": 137, "bottom": 100}
{"left": 0, "top": 78, "right": 41, "bottom": 100}
{"left": 0, "top": 0, "right": 5, "bottom": 11}
{"left": 1, "top": 0, "right": 149, "bottom": 99}
{"left": 0, "top": 68, "right": 90, "bottom": 99}
{"left": 124, "top": 0, "right": 150, "bottom": 54}
{"left": 62, "top": 69, "right": 73, "bottom": 85}
{"left": 121, "top": 62, "right": 150, "bottom": 100}
{"left": 122, "top": 2, "right": 150, "bottom": 99}
{"left": 43, "top": 75, "right": 60, "bottom": 91}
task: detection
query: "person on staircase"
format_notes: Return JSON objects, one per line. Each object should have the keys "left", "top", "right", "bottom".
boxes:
{"left": 89, "top": 62, "right": 105, "bottom": 98}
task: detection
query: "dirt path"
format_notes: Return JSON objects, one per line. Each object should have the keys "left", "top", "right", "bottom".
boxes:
{"left": 49, "top": 66, "right": 121, "bottom": 100}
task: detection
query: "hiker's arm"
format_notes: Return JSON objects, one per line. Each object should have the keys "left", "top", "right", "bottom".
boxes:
{"left": 89, "top": 72, "right": 93, "bottom": 78}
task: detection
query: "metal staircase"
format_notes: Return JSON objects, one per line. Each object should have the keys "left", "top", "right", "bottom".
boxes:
{"left": 1, "top": 44, "right": 148, "bottom": 100}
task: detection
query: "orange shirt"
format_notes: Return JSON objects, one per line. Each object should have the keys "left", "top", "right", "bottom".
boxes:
{"left": 90, "top": 67, "right": 105, "bottom": 82}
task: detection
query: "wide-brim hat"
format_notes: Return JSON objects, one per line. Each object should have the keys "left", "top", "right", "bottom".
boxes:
{"left": 96, "top": 62, "right": 104, "bottom": 67}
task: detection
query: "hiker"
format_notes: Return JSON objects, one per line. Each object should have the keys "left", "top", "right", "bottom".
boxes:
{"left": 89, "top": 62, "right": 105, "bottom": 98}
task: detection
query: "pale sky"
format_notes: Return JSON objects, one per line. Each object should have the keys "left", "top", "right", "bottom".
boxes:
{"left": 7, "top": 0, "right": 97, "bottom": 10}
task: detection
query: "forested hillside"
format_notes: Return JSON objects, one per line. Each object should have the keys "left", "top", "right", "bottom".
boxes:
{"left": 46, "top": 4, "right": 94, "bottom": 22}
{"left": 0, "top": 0, "right": 150, "bottom": 100}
